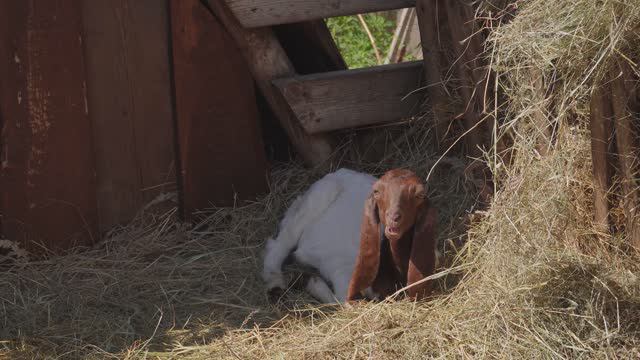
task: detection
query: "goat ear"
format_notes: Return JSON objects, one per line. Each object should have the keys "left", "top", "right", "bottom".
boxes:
{"left": 406, "top": 204, "right": 438, "bottom": 300}
{"left": 347, "top": 193, "right": 381, "bottom": 301}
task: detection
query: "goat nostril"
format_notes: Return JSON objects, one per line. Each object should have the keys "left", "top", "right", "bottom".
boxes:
{"left": 392, "top": 213, "right": 402, "bottom": 221}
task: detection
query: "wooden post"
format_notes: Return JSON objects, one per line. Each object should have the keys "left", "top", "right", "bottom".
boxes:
{"left": 442, "top": 0, "right": 485, "bottom": 158}
{"left": 610, "top": 65, "right": 640, "bottom": 247}
{"left": 204, "top": 0, "right": 334, "bottom": 167}
{"left": 415, "top": 0, "right": 452, "bottom": 146}
{"left": 589, "top": 84, "right": 613, "bottom": 235}
{"left": 223, "top": 0, "right": 415, "bottom": 28}
{"left": 169, "top": 0, "right": 268, "bottom": 216}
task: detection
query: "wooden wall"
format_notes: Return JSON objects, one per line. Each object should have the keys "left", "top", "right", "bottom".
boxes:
{"left": 170, "top": 0, "right": 267, "bottom": 216}
{"left": 0, "top": 0, "right": 269, "bottom": 252}
{"left": 0, "top": 1, "right": 98, "bottom": 251}
{"left": 83, "top": 0, "right": 177, "bottom": 232}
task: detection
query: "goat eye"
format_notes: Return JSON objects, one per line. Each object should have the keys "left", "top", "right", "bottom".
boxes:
{"left": 372, "top": 189, "right": 380, "bottom": 198}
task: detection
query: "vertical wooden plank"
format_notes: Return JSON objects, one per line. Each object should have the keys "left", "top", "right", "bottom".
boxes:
{"left": 204, "top": 0, "right": 335, "bottom": 167}
{"left": 169, "top": 0, "right": 268, "bottom": 215}
{"left": 82, "top": 0, "right": 177, "bottom": 231}
{"left": 610, "top": 66, "right": 640, "bottom": 247}
{"left": 417, "top": 0, "right": 489, "bottom": 155}
{"left": 443, "top": 0, "right": 485, "bottom": 158}
{"left": 415, "top": 0, "right": 452, "bottom": 146}
{"left": 0, "top": 1, "right": 98, "bottom": 252}
{"left": 224, "top": 0, "right": 416, "bottom": 28}
{"left": 590, "top": 84, "right": 613, "bottom": 235}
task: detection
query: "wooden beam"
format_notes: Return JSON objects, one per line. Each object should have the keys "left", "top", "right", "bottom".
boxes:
{"left": 443, "top": 0, "right": 485, "bottom": 158}
{"left": 169, "top": 0, "right": 268, "bottom": 216}
{"left": 415, "top": 0, "right": 452, "bottom": 146}
{"left": 205, "top": 0, "right": 334, "bottom": 167}
{"left": 225, "top": 0, "right": 415, "bottom": 28}
{"left": 273, "top": 61, "right": 424, "bottom": 134}
{"left": 82, "top": 0, "right": 177, "bottom": 232}
{"left": 0, "top": 0, "right": 98, "bottom": 252}
{"left": 610, "top": 65, "right": 640, "bottom": 247}
{"left": 589, "top": 84, "right": 613, "bottom": 235}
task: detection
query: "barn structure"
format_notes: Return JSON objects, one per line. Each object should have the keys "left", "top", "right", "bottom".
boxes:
{"left": 0, "top": 0, "right": 489, "bottom": 253}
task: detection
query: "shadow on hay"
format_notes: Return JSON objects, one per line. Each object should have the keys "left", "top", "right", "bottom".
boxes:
{"left": 530, "top": 261, "right": 640, "bottom": 346}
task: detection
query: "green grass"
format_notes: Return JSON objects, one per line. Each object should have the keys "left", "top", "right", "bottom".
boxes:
{"left": 326, "top": 14, "right": 395, "bottom": 69}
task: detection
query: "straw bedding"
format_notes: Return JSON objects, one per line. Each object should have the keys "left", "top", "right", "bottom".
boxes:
{"left": 3, "top": 0, "right": 640, "bottom": 358}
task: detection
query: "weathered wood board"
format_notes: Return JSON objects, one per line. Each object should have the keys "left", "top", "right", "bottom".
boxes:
{"left": 0, "top": 0, "right": 98, "bottom": 251}
{"left": 273, "top": 61, "right": 424, "bottom": 133}
{"left": 415, "top": 0, "right": 453, "bottom": 145}
{"left": 589, "top": 84, "right": 613, "bottom": 234}
{"left": 170, "top": 0, "right": 268, "bottom": 215}
{"left": 225, "top": 0, "right": 416, "bottom": 28}
{"left": 205, "top": 0, "right": 334, "bottom": 166}
{"left": 82, "top": 0, "right": 177, "bottom": 231}
{"left": 611, "top": 66, "right": 640, "bottom": 246}
{"left": 442, "top": 0, "right": 486, "bottom": 157}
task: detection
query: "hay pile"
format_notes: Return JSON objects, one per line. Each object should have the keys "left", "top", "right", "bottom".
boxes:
{"left": 3, "top": 0, "right": 640, "bottom": 358}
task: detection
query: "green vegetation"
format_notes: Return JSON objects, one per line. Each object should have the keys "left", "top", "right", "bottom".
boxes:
{"left": 325, "top": 14, "right": 395, "bottom": 68}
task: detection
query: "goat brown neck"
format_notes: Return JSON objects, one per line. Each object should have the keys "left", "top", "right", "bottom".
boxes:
{"left": 373, "top": 222, "right": 416, "bottom": 296}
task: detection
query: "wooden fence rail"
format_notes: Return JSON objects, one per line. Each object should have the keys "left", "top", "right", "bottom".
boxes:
{"left": 225, "top": 0, "right": 415, "bottom": 27}
{"left": 274, "top": 61, "right": 424, "bottom": 133}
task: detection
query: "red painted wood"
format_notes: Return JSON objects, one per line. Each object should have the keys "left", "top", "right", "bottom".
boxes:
{"left": 82, "top": 0, "right": 177, "bottom": 231}
{"left": 0, "top": 1, "right": 98, "bottom": 252}
{"left": 170, "top": 0, "right": 268, "bottom": 216}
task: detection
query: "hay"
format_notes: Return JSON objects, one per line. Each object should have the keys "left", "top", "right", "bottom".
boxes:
{"left": 3, "top": 0, "right": 640, "bottom": 358}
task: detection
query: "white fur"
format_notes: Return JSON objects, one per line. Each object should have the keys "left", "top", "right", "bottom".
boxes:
{"left": 262, "top": 168, "right": 376, "bottom": 303}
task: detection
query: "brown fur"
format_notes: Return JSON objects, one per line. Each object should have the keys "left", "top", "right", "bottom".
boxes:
{"left": 347, "top": 169, "right": 438, "bottom": 301}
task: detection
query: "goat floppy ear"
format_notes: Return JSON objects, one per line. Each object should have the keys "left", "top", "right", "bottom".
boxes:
{"left": 347, "top": 193, "right": 381, "bottom": 301}
{"left": 406, "top": 204, "right": 438, "bottom": 300}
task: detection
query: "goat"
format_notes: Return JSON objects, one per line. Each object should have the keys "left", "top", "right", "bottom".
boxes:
{"left": 262, "top": 168, "right": 438, "bottom": 303}
{"left": 347, "top": 168, "right": 438, "bottom": 301}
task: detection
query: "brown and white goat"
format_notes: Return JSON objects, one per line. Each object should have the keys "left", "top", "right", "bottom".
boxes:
{"left": 347, "top": 169, "right": 438, "bottom": 301}
{"left": 262, "top": 168, "right": 438, "bottom": 303}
